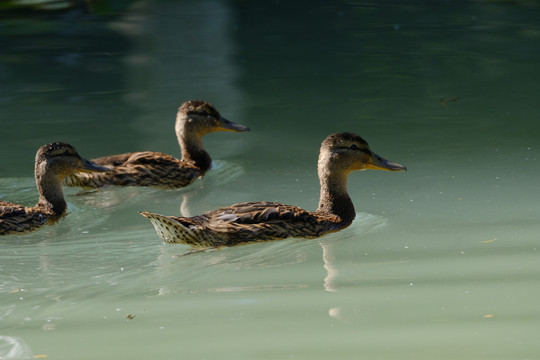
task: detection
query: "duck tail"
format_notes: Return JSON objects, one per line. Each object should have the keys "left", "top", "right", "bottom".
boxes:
{"left": 139, "top": 211, "right": 201, "bottom": 246}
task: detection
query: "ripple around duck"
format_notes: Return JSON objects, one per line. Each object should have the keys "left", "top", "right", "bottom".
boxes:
{"left": 203, "top": 160, "right": 245, "bottom": 187}
{"left": 154, "top": 211, "right": 387, "bottom": 262}
{"left": 146, "top": 212, "right": 389, "bottom": 295}
{"left": 213, "top": 211, "right": 389, "bottom": 266}
{"left": 151, "top": 211, "right": 387, "bottom": 264}
{"left": 0, "top": 177, "right": 111, "bottom": 241}
{"left": 57, "top": 159, "right": 246, "bottom": 211}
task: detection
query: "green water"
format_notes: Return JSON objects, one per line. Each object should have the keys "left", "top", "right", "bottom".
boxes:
{"left": 1, "top": 1, "right": 540, "bottom": 359}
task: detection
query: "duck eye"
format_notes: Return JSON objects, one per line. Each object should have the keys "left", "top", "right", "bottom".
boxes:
{"left": 349, "top": 144, "right": 360, "bottom": 151}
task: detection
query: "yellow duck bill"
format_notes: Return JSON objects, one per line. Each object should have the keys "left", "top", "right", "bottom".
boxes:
{"left": 79, "top": 158, "right": 111, "bottom": 173}
{"left": 217, "top": 117, "right": 250, "bottom": 132}
{"left": 367, "top": 152, "right": 407, "bottom": 171}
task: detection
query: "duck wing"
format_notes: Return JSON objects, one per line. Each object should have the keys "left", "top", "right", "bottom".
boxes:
{"left": 64, "top": 151, "right": 200, "bottom": 189}
{"left": 91, "top": 152, "right": 136, "bottom": 166}
{"left": 0, "top": 203, "right": 47, "bottom": 235}
{"left": 93, "top": 151, "right": 189, "bottom": 168}
{"left": 207, "top": 202, "right": 313, "bottom": 224}
{"left": 196, "top": 202, "right": 335, "bottom": 245}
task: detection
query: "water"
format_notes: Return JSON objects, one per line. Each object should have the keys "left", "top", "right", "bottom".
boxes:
{"left": 1, "top": 1, "right": 540, "bottom": 359}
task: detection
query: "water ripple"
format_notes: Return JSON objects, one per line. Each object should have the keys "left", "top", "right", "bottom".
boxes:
{"left": 0, "top": 336, "right": 33, "bottom": 360}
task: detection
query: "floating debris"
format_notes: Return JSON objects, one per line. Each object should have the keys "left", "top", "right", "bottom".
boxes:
{"left": 42, "top": 323, "right": 56, "bottom": 331}
{"left": 440, "top": 96, "right": 460, "bottom": 108}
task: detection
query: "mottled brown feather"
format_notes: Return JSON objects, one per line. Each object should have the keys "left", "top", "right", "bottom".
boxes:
{"left": 0, "top": 202, "right": 63, "bottom": 235}
{"left": 64, "top": 151, "right": 200, "bottom": 189}
{"left": 141, "top": 202, "right": 341, "bottom": 248}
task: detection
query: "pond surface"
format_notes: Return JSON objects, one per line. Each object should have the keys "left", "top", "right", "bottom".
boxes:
{"left": 1, "top": 1, "right": 540, "bottom": 359}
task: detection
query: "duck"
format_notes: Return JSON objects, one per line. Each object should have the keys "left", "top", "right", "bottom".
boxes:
{"left": 0, "top": 142, "right": 110, "bottom": 235}
{"left": 63, "top": 100, "right": 250, "bottom": 189}
{"left": 140, "top": 132, "right": 406, "bottom": 249}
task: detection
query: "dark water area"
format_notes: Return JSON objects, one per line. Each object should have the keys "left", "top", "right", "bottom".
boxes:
{"left": 1, "top": 1, "right": 539, "bottom": 359}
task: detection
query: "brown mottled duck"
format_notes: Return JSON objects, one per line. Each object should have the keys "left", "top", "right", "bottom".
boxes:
{"left": 63, "top": 100, "right": 249, "bottom": 189}
{"left": 140, "top": 132, "right": 406, "bottom": 249}
{"left": 0, "top": 143, "right": 110, "bottom": 235}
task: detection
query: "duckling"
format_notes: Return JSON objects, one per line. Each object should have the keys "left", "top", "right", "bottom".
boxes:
{"left": 0, "top": 142, "right": 110, "bottom": 235}
{"left": 140, "top": 132, "right": 406, "bottom": 249}
{"left": 63, "top": 100, "right": 250, "bottom": 189}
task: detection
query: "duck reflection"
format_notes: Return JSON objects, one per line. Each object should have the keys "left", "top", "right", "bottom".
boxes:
{"left": 320, "top": 241, "right": 338, "bottom": 292}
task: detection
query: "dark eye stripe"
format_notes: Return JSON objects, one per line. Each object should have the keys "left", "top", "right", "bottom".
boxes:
{"left": 51, "top": 150, "right": 76, "bottom": 157}
{"left": 358, "top": 148, "right": 370, "bottom": 154}
{"left": 346, "top": 144, "right": 369, "bottom": 154}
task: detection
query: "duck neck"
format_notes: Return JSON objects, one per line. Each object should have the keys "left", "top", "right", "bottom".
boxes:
{"left": 176, "top": 119, "right": 212, "bottom": 173}
{"left": 316, "top": 161, "right": 356, "bottom": 226}
{"left": 35, "top": 170, "right": 67, "bottom": 216}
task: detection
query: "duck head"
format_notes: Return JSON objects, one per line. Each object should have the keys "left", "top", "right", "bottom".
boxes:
{"left": 35, "top": 142, "right": 110, "bottom": 180}
{"left": 33, "top": 142, "right": 109, "bottom": 215}
{"left": 318, "top": 132, "right": 407, "bottom": 176}
{"left": 176, "top": 100, "right": 250, "bottom": 138}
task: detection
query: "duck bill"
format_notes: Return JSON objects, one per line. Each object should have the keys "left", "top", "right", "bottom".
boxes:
{"left": 217, "top": 117, "right": 250, "bottom": 132}
{"left": 367, "top": 152, "right": 407, "bottom": 171}
{"left": 79, "top": 158, "right": 110, "bottom": 173}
